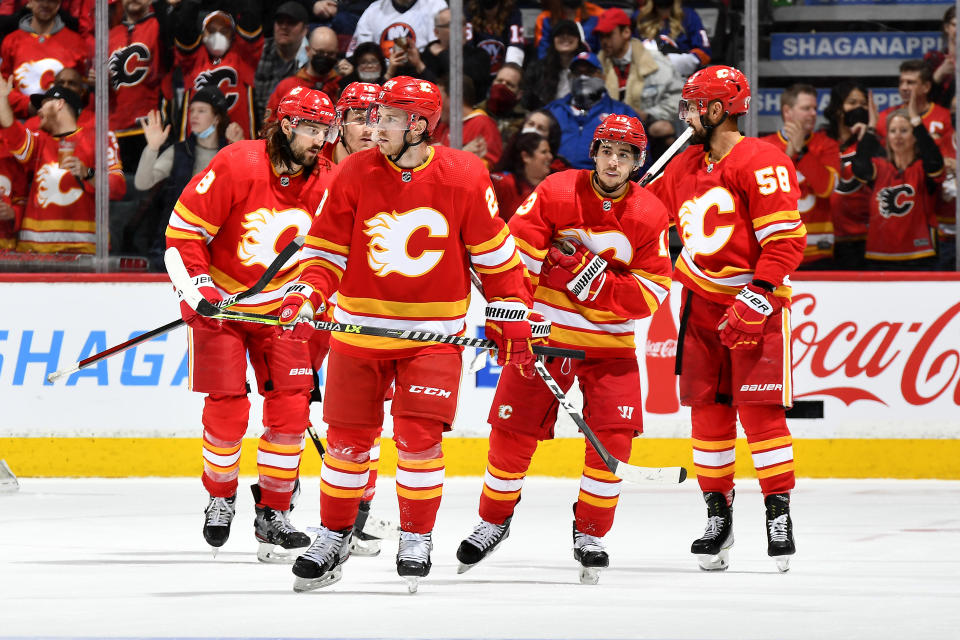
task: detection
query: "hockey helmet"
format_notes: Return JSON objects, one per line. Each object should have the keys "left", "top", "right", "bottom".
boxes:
{"left": 679, "top": 65, "right": 751, "bottom": 120}
{"left": 277, "top": 86, "right": 337, "bottom": 126}
{"left": 590, "top": 114, "right": 648, "bottom": 168}
{"left": 368, "top": 76, "right": 442, "bottom": 135}
{"left": 337, "top": 82, "right": 381, "bottom": 118}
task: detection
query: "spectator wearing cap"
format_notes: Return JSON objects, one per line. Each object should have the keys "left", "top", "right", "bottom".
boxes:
{"left": 254, "top": 1, "right": 309, "bottom": 124}
{"left": 0, "top": 0, "right": 90, "bottom": 119}
{"left": 594, "top": 7, "right": 681, "bottom": 156}
{"left": 172, "top": 2, "right": 263, "bottom": 140}
{"left": 635, "top": 0, "right": 712, "bottom": 77}
{"left": 264, "top": 26, "right": 344, "bottom": 124}
{"left": 521, "top": 19, "right": 586, "bottom": 112}
{"left": 544, "top": 51, "right": 639, "bottom": 170}
{"left": 0, "top": 80, "right": 126, "bottom": 254}
{"left": 534, "top": 0, "right": 603, "bottom": 60}
{"left": 134, "top": 86, "right": 240, "bottom": 270}
{"left": 24, "top": 68, "right": 95, "bottom": 132}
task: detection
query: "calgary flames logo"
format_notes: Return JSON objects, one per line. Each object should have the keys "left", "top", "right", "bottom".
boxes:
{"left": 876, "top": 184, "right": 915, "bottom": 218}
{"left": 14, "top": 58, "right": 62, "bottom": 95}
{"left": 364, "top": 208, "right": 448, "bottom": 277}
{"left": 108, "top": 43, "right": 151, "bottom": 89}
{"left": 677, "top": 186, "right": 736, "bottom": 258}
{"left": 35, "top": 163, "right": 83, "bottom": 208}
{"left": 194, "top": 67, "right": 240, "bottom": 111}
{"left": 238, "top": 208, "right": 312, "bottom": 269}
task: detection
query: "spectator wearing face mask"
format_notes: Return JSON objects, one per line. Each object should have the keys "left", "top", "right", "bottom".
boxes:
{"left": 254, "top": 2, "right": 310, "bottom": 125}
{"left": 535, "top": 0, "right": 603, "bottom": 60}
{"left": 521, "top": 19, "right": 586, "bottom": 112}
{"left": 265, "top": 26, "right": 346, "bottom": 123}
{"left": 544, "top": 52, "right": 638, "bottom": 169}
{"left": 337, "top": 42, "right": 387, "bottom": 90}
{"left": 173, "top": 4, "right": 263, "bottom": 140}
{"left": 480, "top": 62, "right": 526, "bottom": 144}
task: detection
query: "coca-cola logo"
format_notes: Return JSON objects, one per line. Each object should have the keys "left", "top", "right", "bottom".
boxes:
{"left": 791, "top": 293, "right": 960, "bottom": 406}
{"left": 645, "top": 338, "right": 677, "bottom": 358}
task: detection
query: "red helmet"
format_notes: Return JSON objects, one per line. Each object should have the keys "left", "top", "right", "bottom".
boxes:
{"left": 590, "top": 114, "right": 648, "bottom": 167}
{"left": 276, "top": 86, "right": 337, "bottom": 126}
{"left": 680, "top": 65, "right": 751, "bottom": 118}
{"left": 374, "top": 76, "right": 442, "bottom": 134}
{"left": 337, "top": 82, "right": 380, "bottom": 116}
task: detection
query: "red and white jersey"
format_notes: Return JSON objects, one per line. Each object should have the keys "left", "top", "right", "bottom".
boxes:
{"left": 0, "top": 148, "right": 29, "bottom": 247}
{"left": 434, "top": 109, "right": 503, "bottom": 168}
{"left": 167, "top": 139, "right": 335, "bottom": 314}
{"left": 108, "top": 13, "right": 166, "bottom": 134}
{"left": 175, "top": 35, "right": 262, "bottom": 140}
{"left": 647, "top": 136, "right": 806, "bottom": 307}
{"left": 831, "top": 138, "right": 871, "bottom": 241}
{"left": 878, "top": 102, "right": 954, "bottom": 157}
{"left": 761, "top": 130, "right": 839, "bottom": 263}
{"left": 0, "top": 121, "right": 125, "bottom": 254}
{"left": 864, "top": 157, "right": 940, "bottom": 261}
{"left": 0, "top": 25, "right": 90, "bottom": 118}
{"left": 297, "top": 145, "right": 532, "bottom": 359}
{"left": 509, "top": 169, "right": 672, "bottom": 359}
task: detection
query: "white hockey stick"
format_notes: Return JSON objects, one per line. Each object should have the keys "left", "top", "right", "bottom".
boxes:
{"left": 638, "top": 126, "right": 694, "bottom": 187}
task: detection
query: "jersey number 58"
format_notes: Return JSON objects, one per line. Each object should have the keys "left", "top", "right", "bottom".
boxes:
{"left": 754, "top": 166, "right": 791, "bottom": 195}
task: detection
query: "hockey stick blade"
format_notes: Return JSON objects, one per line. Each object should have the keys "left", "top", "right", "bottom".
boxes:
{"left": 49, "top": 238, "right": 304, "bottom": 383}
{"left": 638, "top": 126, "right": 693, "bottom": 187}
{"left": 533, "top": 359, "right": 686, "bottom": 484}
{"left": 212, "top": 310, "right": 586, "bottom": 360}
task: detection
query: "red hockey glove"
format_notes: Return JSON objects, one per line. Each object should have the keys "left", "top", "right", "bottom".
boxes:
{"left": 179, "top": 274, "right": 223, "bottom": 332}
{"left": 717, "top": 282, "right": 781, "bottom": 350}
{"left": 278, "top": 282, "right": 327, "bottom": 341}
{"left": 541, "top": 240, "right": 608, "bottom": 302}
{"left": 485, "top": 300, "right": 544, "bottom": 377}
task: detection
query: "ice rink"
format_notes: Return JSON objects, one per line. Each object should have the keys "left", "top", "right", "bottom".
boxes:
{"left": 1, "top": 476, "right": 957, "bottom": 640}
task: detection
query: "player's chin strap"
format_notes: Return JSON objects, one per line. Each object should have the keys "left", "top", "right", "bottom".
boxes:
{"left": 699, "top": 111, "right": 728, "bottom": 153}
{"left": 388, "top": 125, "right": 427, "bottom": 165}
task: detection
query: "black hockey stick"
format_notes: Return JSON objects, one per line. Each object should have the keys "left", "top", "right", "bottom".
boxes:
{"left": 637, "top": 126, "right": 694, "bottom": 187}
{"left": 47, "top": 237, "right": 305, "bottom": 383}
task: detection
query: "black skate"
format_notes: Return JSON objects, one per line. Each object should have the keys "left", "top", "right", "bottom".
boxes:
{"left": 572, "top": 522, "right": 609, "bottom": 585}
{"left": 765, "top": 493, "right": 796, "bottom": 573}
{"left": 349, "top": 500, "right": 382, "bottom": 557}
{"left": 291, "top": 526, "right": 353, "bottom": 592}
{"left": 203, "top": 494, "right": 236, "bottom": 556}
{"left": 456, "top": 516, "right": 512, "bottom": 573}
{"left": 691, "top": 491, "right": 734, "bottom": 571}
{"left": 397, "top": 531, "right": 433, "bottom": 593}
{"left": 250, "top": 484, "right": 310, "bottom": 563}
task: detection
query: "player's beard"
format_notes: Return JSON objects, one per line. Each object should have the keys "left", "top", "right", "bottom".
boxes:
{"left": 290, "top": 137, "right": 320, "bottom": 167}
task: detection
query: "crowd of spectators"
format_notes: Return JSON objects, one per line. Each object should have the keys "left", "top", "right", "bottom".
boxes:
{"left": 0, "top": 0, "right": 956, "bottom": 271}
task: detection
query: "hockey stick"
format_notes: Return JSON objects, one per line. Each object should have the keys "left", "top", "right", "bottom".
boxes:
{"left": 47, "top": 237, "right": 306, "bottom": 383}
{"left": 533, "top": 359, "right": 686, "bottom": 484}
{"left": 637, "top": 126, "right": 694, "bottom": 187}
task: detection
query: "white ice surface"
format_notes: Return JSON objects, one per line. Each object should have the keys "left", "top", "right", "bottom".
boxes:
{"left": 0, "top": 477, "right": 958, "bottom": 640}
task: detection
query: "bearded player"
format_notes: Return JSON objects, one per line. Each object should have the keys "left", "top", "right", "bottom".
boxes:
{"left": 165, "top": 87, "right": 338, "bottom": 562}
{"left": 646, "top": 66, "right": 806, "bottom": 572}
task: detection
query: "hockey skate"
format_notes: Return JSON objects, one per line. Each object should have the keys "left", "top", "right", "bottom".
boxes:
{"left": 349, "top": 500, "right": 382, "bottom": 557}
{"left": 765, "top": 493, "right": 796, "bottom": 573}
{"left": 291, "top": 526, "right": 353, "bottom": 592}
{"left": 251, "top": 484, "right": 310, "bottom": 563}
{"left": 397, "top": 530, "right": 433, "bottom": 593}
{"left": 202, "top": 494, "right": 237, "bottom": 557}
{"left": 691, "top": 491, "right": 734, "bottom": 571}
{"left": 456, "top": 516, "right": 512, "bottom": 573}
{"left": 572, "top": 522, "right": 609, "bottom": 585}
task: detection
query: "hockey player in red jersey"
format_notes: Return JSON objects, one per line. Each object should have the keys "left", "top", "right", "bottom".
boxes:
{"left": 455, "top": 114, "right": 673, "bottom": 585}
{"left": 646, "top": 66, "right": 806, "bottom": 573}
{"left": 278, "top": 76, "right": 541, "bottom": 593}
{"left": 165, "top": 87, "right": 339, "bottom": 562}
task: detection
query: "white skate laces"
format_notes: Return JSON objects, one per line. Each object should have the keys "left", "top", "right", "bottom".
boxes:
{"left": 768, "top": 514, "right": 790, "bottom": 542}
{"left": 205, "top": 497, "right": 235, "bottom": 526}
{"left": 398, "top": 531, "right": 433, "bottom": 563}
{"left": 465, "top": 520, "right": 506, "bottom": 551}
{"left": 702, "top": 514, "right": 726, "bottom": 539}
{"left": 301, "top": 527, "right": 346, "bottom": 565}
{"left": 573, "top": 530, "right": 605, "bottom": 554}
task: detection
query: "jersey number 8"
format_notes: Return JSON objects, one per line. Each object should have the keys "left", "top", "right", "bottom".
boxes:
{"left": 754, "top": 166, "right": 791, "bottom": 195}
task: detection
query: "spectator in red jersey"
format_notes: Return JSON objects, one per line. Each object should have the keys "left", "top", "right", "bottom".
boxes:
{"left": 264, "top": 26, "right": 345, "bottom": 124}
{"left": 490, "top": 131, "right": 553, "bottom": 223}
{"left": 173, "top": 3, "right": 262, "bottom": 140}
{"left": 254, "top": 1, "right": 310, "bottom": 125}
{"left": 24, "top": 68, "right": 94, "bottom": 130}
{"left": 0, "top": 139, "right": 29, "bottom": 249}
{"left": 762, "top": 83, "right": 840, "bottom": 268}
{"left": 851, "top": 92, "right": 944, "bottom": 269}
{"left": 878, "top": 60, "right": 954, "bottom": 158}
{"left": 434, "top": 74, "right": 503, "bottom": 168}
{"left": 0, "top": 0, "right": 90, "bottom": 119}
{"left": 0, "top": 79, "right": 125, "bottom": 254}
{"left": 925, "top": 6, "right": 956, "bottom": 109}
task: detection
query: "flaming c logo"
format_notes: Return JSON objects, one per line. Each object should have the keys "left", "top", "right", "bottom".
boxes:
{"left": 364, "top": 208, "right": 448, "bottom": 277}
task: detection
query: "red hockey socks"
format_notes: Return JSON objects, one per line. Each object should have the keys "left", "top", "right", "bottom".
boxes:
{"left": 691, "top": 403, "right": 738, "bottom": 496}
{"left": 478, "top": 427, "right": 538, "bottom": 525}
{"left": 739, "top": 404, "right": 795, "bottom": 496}
{"left": 574, "top": 429, "right": 632, "bottom": 537}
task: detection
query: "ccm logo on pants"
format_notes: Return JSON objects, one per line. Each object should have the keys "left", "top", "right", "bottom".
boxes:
{"left": 409, "top": 385, "right": 452, "bottom": 398}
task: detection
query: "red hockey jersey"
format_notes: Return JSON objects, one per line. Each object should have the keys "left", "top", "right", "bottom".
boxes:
{"left": 864, "top": 157, "right": 940, "bottom": 262}
{"left": 508, "top": 169, "right": 672, "bottom": 359}
{"left": 0, "top": 25, "right": 90, "bottom": 118}
{"left": 647, "top": 136, "right": 806, "bottom": 306}
{"left": 167, "top": 139, "right": 334, "bottom": 313}
{"left": 0, "top": 121, "right": 124, "bottom": 253}
{"left": 490, "top": 171, "right": 534, "bottom": 224}
{"left": 297, "top": 145, "right": 532, "bottom": 358}
{"left": 108, "top": 13, "right": 167, "bottom": 134}
{"left": 878, "top": 102, "right": 954, "bottom": 157}
{"left": 831, "top": 138, "right": 871, "bottom": 241}
{"left": 175, "top": 33, "right": 263, "bottom": 140}
{"left": 761, "top": 130, "right": 839, "bottom": 263}
{"left": 0, "top": 149, "right": 29, "bottom": 248}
